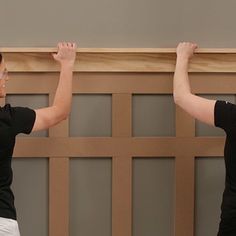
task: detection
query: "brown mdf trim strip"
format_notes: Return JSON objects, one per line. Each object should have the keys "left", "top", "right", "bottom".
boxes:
{"left": 175, "top": 95, "right": 195, "bottom": 236}
{"left": 190, "top": 73, "right": 236, "bottom": 94}
{"left": 131, "top": 137, "right": 225, "bottom": 157}
{"left": 193, "top": 137, "right": 225, "bottom": 156}
{"left": 49, "top": 158, "right": 69, "bottom": 236}
{"left": 175, "top": 155, "right": 195, "bottom": 236}
{"left": 7, "top": 72, "right": 173, "bottom": 94}
{"left": 3, "top": 51, "right": 236, "bottom": 72}
{"left": 48, "top": 92, "right": 69, "bottom": 236}
{"left": 14, "top": 137, "right": 225, "bottom": 157}
{"left": 48, "top": 119, "right": 69, "bottom": 137}
{"left": 112, "top": 94, "right": 132, "bottom": 137}
{"left": 176, "top": 105, "right": 195, "bottom": 137}
{"left": 75, "top": 73, "right": 173, "bottom": 94}
{"left": 14, "top": 137, "right": 115, "bottom": 157}
{"left": 112, "top": 94, "right": 132, "bottom": 236}
{"left": 112, "top": 156, "right": 132, "bottom": 236}
{"left": 7, "top": 72, "right": 236, "bottom": 94}
{"left": 7, "top": 74, "right": 58, "bottom": 94}
{"left": 131, "top": 137, "right": 179, "bottom": 156}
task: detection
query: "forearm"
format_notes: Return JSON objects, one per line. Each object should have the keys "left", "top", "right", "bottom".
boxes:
{"left": 173, "top": 57, "right": 192, "bottom": 103}
{"left": 53, "top": 64, "right": 73, "bottom": 118}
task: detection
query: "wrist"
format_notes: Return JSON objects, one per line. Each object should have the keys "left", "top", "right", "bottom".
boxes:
{"left": 176, "top": 55, "right": 190, "bottom": 65}
{"left": 60, "top": 62, "right": 74, "bottom": 70}
{"left": 177, "top": 54, "right": 190, "bottom": 61}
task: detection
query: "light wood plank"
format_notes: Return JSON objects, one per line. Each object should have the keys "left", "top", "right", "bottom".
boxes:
{"left": 1, "top": 47, "right": 236, "bottom": 53}
{"left": 3, "top": 51, "right": 236, "bottom": 72}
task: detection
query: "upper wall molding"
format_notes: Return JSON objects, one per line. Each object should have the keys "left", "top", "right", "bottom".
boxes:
{"left": 1, "top": 48, "right": 236, "bottom": 72}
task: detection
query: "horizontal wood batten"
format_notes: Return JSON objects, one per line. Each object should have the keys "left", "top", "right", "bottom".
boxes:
{"left": 2, "top": 48, "right": 236, "bottom": 72}
{"left": 14, "top": 137, "right": 225, "bottom": 157}
{"left": 5, "top": 72, "right": 236, "bottom": 94}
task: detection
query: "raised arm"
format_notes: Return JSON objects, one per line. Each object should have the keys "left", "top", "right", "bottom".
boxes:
{"left": 32, "top": 42, "right": 77, "bottom": 132}
{"left": 173, "top": 42, "right": 216, "bottom": 126}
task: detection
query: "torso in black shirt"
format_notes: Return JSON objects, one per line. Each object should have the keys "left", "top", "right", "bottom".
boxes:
{"left": 0, "top": 104, "right": 36, "bottom": 220}
{"left": 214, "top": 100, "right": 236, "bottom": 222}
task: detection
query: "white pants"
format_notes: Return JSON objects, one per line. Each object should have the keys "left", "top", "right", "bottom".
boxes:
{"left": 0, "top": 217, "right": 20, "bottom": 236}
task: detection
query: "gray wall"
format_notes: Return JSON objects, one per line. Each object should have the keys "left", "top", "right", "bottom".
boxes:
{"left": 0, "top": 0, "right": 236, "bottom": 47}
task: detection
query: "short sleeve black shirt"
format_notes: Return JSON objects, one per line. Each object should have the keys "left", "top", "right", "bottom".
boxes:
{"left": 215, "top": 100, "right": 236, "bottom": 219}
{"left": 0, "top": 104, "right": 36, "bottom": 220}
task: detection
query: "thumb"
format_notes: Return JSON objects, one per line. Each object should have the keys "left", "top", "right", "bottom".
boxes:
{"left": 52, "top": 53, "right": 58, "bottom": 61}
{"left": 193, "top": 43, "right": 198, "bottom": 50}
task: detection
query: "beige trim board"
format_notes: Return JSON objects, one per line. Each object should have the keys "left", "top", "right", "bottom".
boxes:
{"left": 1, "top": 47, "right": 236, "bottom": 53}
{"left": 2, "top": 48, "right": 236, "bottom": 72}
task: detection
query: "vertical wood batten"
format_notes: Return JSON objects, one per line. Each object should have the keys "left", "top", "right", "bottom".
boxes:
{"left": 175, "top": 105, "right": 195, "bottom": 236}
{"left": 49, "top": 93, "right": 70, "bottom": 236}
{"left": 112, "top": 94, "right": 132, "bottom": 236}
{"left": 175, "top": 155, "right": 195, "bottom": 236}
{"left": 112, "top": 94, "right": 132, "bottom": 137}
{"left": 49, "top": 158, "right": 69, "bottom": 236}
{"left": 112, "top": 156, "right": 132, "bottom": 236}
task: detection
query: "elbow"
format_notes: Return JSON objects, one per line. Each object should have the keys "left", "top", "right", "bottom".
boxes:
{"left": 61, "top": 111, "right": 70, "bottom": 121}
{"left": 173, "top": 93, "right": 181, "bottom": 105}
{"left": 53, "top": 105, "right": 70, "bottom": 122}
{"left": 173, "top": 92, "right": 193, "bottom": 107}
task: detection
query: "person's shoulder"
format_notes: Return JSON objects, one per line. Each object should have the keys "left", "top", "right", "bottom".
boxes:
{"left": 216, "top": 100, "right": 236, "bottom": 107}
{"left": 0, "top": 104, "right": 26, "bottom": 120}
{"left": 0, "top": 104, "right": 13, "bottom": 125}
{"left": 0, "top": 103, "right": 12, "bottom": 112}
{"left": 224, "top": 100, "right": 236, "bottom": 108}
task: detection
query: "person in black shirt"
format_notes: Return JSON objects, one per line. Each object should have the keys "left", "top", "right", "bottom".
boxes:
{"left": 0, "top": 42, "right": 77, "bottom": 236}
{"left": 174, "top": 42, "right": 236, "bottom": 236}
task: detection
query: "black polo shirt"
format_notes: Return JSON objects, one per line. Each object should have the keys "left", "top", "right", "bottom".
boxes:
{"left": 0, "top": 104, "right": 36, "bottom": 220}
{"left": 215, "top": 100, "right": 236, "bottom": 219}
